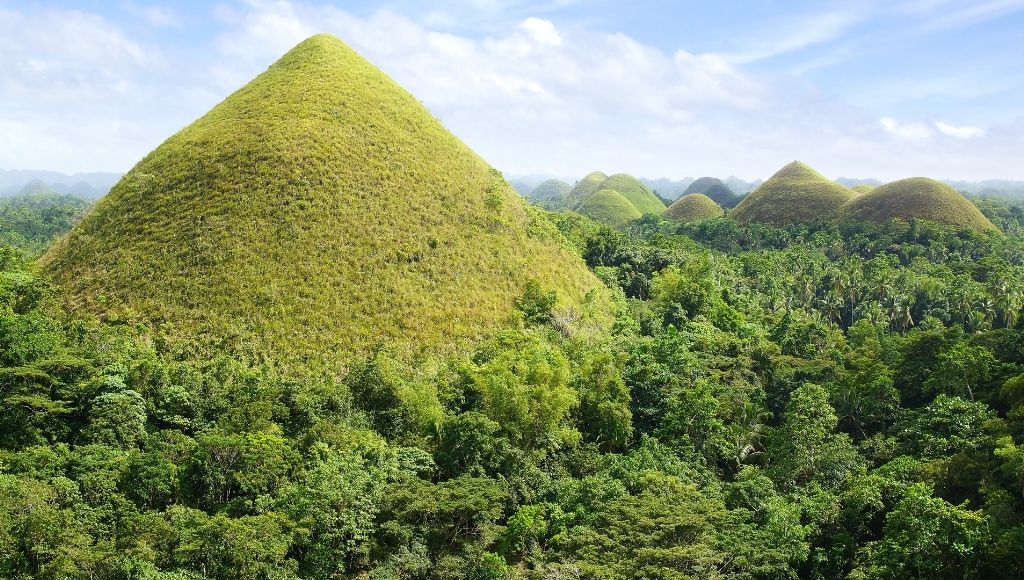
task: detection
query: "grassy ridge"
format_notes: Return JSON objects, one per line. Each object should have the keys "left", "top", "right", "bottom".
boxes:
{"left": 530, "top": 179, "right": 572, "bottom": 202}
{"left": 41, "top": 34, "right": 609, "bottom": 372}
{"left": 666, "top": 193, "right": 724, "bottom": 222}
{"left": 576, "top": 189, "right": 643, "bottom": 227}
{"left": 841, "top": 177, "right": 997, "bottom": 232}
{"left": 731, "top": 161, "right": 854, "bottom": 225}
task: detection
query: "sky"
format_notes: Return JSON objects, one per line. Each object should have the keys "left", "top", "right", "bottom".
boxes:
{"left": 0, "top": 0, "right": 1022, "bottom": 181}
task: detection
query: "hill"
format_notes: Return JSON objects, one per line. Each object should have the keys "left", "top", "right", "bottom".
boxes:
{"left": 730, "top": 161, "right": 855, "bottom": 225}
{"left": 666, "top": 193, "right": 724, "bottom": 223}
{"left": 41, "top": 34, "right": 608, "bottom": 371}
{"left": 684, "top": 177, "right": 745, "bottom": 208}
{"left": 840, "top": 177, "right": 998, "bottom": 232}
{"left": 576, "top": 189, "right": 643, "bottom": 227}
{"left": 530, "top": 179, "right": 572, "bottom": 204}
{"left": 851, "top": 184, "right": 875, "bottom": 194}
{"left": 683, "top": 177, "right": 726, "bottom": 196}
{"left": 567, "top": 171, "right": 609, "bottom": 208}
{"left": 597, "top": 174, "right": 666, "bottom": 215}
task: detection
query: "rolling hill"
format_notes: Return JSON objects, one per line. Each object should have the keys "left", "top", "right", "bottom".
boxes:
{"left": 666, "top": 193, "right": 724, "bottom": 223}
{"left": 841, "top": 177, "right": 997, "bottom": 232}
{"left": 567, "top": 171, "right": 610, "bottom": 208}
{"left": 684, "top": 177, "right": 745, "bottom": 208}
{"left": 576, "top": 189, "right": 643, "bottom": 227}
{"left": 730, "top": 161, "right": 855, "bottom": 225}
{"left": 41, "top": 34, "right": 608, "bottom": 371}
{"left": 597, "top": 174, "right": 666, "bottom": 215}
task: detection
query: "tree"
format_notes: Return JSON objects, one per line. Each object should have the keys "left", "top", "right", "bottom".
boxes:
{"left": 768, "top": 383, "right": 863, "bottom": 490}
{"left": 857, "top": 483, "right": 987, "bottom": 579}
{"left": 85, "top": 390, "right": 148, "bottom": 448}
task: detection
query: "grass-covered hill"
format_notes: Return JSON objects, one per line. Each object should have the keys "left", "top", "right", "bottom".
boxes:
{"left": 598, "top": 174, "right": 666, "bottom": 215}
{"left": 841, "top": 177, "right": 998, "bottom": 232}
{"left": 41, "top": 34, "right": 608, "bottom": 371}
{"left": 682, "top": 177, "right": 749, "bottom": 208}
{"left": 730, "top": 161, "right": 855, "bottom": 225}
{"left": 576, "top": 188, "right": 643, "bottom": 227}
{"left": 666, "top": 193, "right": 724, "bottom": 222}
{"left": 851, "top": 184, "right": 876, "bottom": 194}
{"left": 683, "top": 176, "right": 725, "bottom": 196}
{"left": 529, "top": 179, "right": 572, "bottom": 204}
{"left": 567, "top": 171, "right": 609, "bottom": 208}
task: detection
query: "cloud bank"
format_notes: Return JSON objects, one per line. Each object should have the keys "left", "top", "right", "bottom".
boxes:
{"left": 0, "top": 1, "right": 1020, "bottom": 181}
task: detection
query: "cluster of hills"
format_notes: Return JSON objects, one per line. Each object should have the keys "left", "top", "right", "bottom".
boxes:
{"left": 0, "top": 170, "right": 120, "bottom": 198}
{"left": 41, "top": 34, "right": 608, "bottom": 372}
{"left": 528, "top": 172, "right": 667, "bottom": 227}
{"left": 524, "top": 161, "right": 997, "bottom": 233}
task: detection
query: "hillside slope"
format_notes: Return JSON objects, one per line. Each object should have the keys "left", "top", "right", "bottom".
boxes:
{"left": 841, "top": 177, "right": 997, "bottom": 232}
{"left": 41, "top": 34, "right": 608, "bottom": 371}
{"left": 731, "top": 161, "right": 854, "bottom": 225}
{"left": 576, "top": 189, "right": 643, "bottom": 227}
{"left": 666, "top": 193, "right": 724, "bottom": 222}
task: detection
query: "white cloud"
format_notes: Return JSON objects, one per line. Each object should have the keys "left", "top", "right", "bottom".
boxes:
{"left": 881, "top": 117, "right": 933, "bottom": 139}
{"left": 935, "top": 121, "right": 985, "bottom": 138}
{"left": 0, "top": 1, "right": 1021, "bottom": 181}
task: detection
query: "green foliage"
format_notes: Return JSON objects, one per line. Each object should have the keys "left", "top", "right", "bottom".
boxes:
{"left": 0, "top": 192, "right": 90, "bottom": 256}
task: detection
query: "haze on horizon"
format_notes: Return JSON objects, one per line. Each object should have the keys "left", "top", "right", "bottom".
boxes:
{"left": 0, "top": 0, "right": 1022, "bottom": 182}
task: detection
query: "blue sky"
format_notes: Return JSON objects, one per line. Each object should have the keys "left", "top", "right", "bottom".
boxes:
{"left": 1, "top": 0, "right": 1022, "bottom": 180}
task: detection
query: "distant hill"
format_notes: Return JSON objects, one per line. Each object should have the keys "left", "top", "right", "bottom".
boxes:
{"left": 841, "top": 177, "right": 997, "bottom": 232}
{"left": 530, "top": 179, "right": 572, "bottom": 203}
{"left": 598, "top": 174, "right": 666, "bottom": 215}
{"left": 837, "top": 177, "right": 883, "bottom": 189}
{"left": 567, "top": 171, "right": 610, "bottom": 208}
{"left": 684, "top": 177, "right": 746, "bottom": 208}
{"left": 666, "top": 193, "right": 724, "bottom": 223}
{"left": 850, "top": 184, "right": 875, "bottom": 194}
{"left": 0, "top": 169, "right": 119, "bottom": 198}
{"left": 576, "top": 189, "right": 643, "bottom": 227}
{"left": 731, "top": 161, "right": 855, "bottom": 225}
{"left": 42, "top": 34, "right": 608, "bottom": 371}
{"left": 724, "top": 176, "right": 762, "bottom": 195}
{"left": 641, "top": 177, "right": 695, "bottom": 200}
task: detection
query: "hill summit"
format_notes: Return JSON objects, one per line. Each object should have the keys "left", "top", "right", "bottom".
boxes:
{"left": 41, "top": 34, "right": 607, "bottom": 370}
{"left": 841, "top": 177, "right": 997, "bottom": 232}
{"left": 730, "top": 161, "right": 854, "bottom": 225}
{"left": 666, "top": 193, "right": 724, "bottom": 222}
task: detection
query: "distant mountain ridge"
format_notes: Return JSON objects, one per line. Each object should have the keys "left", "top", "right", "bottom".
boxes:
{"left": 0, "top": 169, "right": 120, "bottom": 198}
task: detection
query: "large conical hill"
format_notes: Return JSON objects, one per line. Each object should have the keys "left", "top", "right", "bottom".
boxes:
{"left": 41, "top": 34, "right": 608, "bottom": 371}
{"left": 576, "top": 189, "right": 643, "bottom": 227}
{"left": 666, "top": 193, "right": 724, "bottom": 222}
{"left": 730, "top": 161, "right": 855, "bottom": 225}
{"left": 840, "top": 177, "right": 997, "bottom": 232}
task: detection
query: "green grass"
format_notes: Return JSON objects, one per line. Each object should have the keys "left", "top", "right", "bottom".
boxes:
{"left": 666, "top": 193, "right": 724, "bottom": 223}
{"left": 41, "top": 34, "right": 609, "bottom": 373}
{"left": 576, "top": 189, "right": 643, "bottom": 227}
{"left": 851, "top": 184, "right": 875, "bottom": 194}
{"left": 567, "top": 171, "right": 609, "bottom": 208}
{"left": 730, "top": 161, "right": 854, "bottom": 225}
{"left": 596, "top": 174, "right": 666, "bottom": 215}
{"left": 840, "top": 177, "right": 998, "bottom": 232}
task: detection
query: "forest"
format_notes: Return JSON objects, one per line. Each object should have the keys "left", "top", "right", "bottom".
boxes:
{"left": 2, "top": 189, "right": 1024, "bottom": 579}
